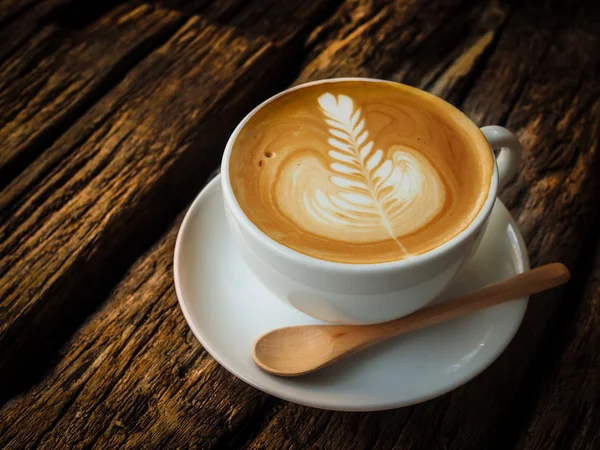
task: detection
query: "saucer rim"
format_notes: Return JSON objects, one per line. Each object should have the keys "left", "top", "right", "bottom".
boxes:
{"left": 174, "top": 174, "right": 530, "bottom": 411}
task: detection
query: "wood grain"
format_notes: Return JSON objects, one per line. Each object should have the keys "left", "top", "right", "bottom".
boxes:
{"left": 246, "top": 1, "right": 600, "bottom": 449}
{"left": 0, "top": 0, "right": 339, "bottom": 396}
{"left": 0, "top": 1, "right": 509, "bottom": 446}
{"left": 0, "top": 0, "right": 599, "bottom": 448}
{"left": 0, "top": 216, "right": 274, "bottom": 449}
{"left": 0, "top": 0, "right": 70, "bottom": 63}
{"left": 0, "top": 1, "right": 185, "bottom": 189}
{"left": 514, "top": 234, "right": 600, "bottom": 450}
{"left": 297, "top": 0, "right": 509, "bottom": 99}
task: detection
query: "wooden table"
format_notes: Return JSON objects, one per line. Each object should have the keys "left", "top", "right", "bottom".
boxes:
{"left": 1, "top": 0, "right": 599, "bottom": 448}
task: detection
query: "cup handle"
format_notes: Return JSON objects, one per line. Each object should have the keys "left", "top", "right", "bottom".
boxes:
{"left": 481, "top": 125, "right": 522, "bottom": 190}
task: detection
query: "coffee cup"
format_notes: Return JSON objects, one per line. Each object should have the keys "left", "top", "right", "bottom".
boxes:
{"left": 221, "top": 78, "right": 521, "bottom": 324}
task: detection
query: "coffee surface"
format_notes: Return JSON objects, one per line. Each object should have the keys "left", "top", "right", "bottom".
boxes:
{"left": 229, "top": 81, "right": 494, "bottom": 263}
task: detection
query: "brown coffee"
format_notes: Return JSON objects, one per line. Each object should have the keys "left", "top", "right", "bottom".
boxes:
{"left": 229, "top": 81, "right": 494, "bottom": 263}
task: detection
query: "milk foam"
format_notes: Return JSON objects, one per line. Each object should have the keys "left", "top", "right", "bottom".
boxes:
{"left": 275, "top": 93, "right": 445, "bottom": 255}
{"left": 229, "top": 81, "right": 493, "bottom": 263}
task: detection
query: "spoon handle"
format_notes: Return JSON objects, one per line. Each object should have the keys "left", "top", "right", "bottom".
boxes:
{"left": 372, "top": 263, "right": 570, "bottom": 339}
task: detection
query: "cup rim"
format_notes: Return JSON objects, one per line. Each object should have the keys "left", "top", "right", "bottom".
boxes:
{"left": 221, "top": 77, "right": 498, "bottom": 273}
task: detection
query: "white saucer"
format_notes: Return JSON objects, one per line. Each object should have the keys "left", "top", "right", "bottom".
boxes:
{"left": 174, "top": 175, "right": 530, "bottom": 411}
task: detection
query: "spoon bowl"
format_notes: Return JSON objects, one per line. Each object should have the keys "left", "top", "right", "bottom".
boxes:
{"left": 253, "top": 326, "right": 336, "bottom": 376}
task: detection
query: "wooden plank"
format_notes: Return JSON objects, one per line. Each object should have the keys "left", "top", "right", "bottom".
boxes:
{"left": 0, "top": 0, "right": 87, "bottom": 68}
{"left": 245, "top": 1, "right": 600, "bottom": 449}
{"left": 0, "top": 0, "right": 345, "bottom": 433}
{"left": 0, "top": 0, "right": 341, "bottom": 208}
{"left": 157, "top": 0, "right": 337, "bottom": 43}
{"left": 296, "top": 0, "right": 506, "bottom": 96}
{"left": 0, "top": 1, "right": 506, "bottom": 446}
{"left": 0, "top": 0, "right": 339, "bottom": 401}
{"left": 0, "top": 212, "right": 274, "bottom": 449}
{"left": 200, "top": 0, "right": 340, "bottom": 44}
{"left": 1, "top": 1, "right": 598, "bottom": 449}
{"left": 514, "top": 235, "right": 600, "bottom": 450}
{"left": 0, "top": 0, "right": 515, "bottom": 448}
{"left": 0, "top": 1, "right": 185, "bottom": 188}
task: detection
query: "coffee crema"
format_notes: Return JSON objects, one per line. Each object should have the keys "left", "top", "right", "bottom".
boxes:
{"left": 229, "top": 81, "right": 494, "bottom": 264}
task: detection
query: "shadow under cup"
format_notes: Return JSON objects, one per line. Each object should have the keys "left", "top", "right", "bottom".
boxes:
{"left": 221, "top": 78, "right": 520, "bottom": 324}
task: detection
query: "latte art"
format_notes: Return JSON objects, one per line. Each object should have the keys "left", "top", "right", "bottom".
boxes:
{"left": 230, "top": 81, "right": 493, "bottom": 263}
{"left": 278, "top": 93, "right": 446, "bottom": 255}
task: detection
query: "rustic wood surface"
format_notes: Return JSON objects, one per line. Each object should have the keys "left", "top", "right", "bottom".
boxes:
{"left": 0, "top": 0, "right": 599, "bottom": 448}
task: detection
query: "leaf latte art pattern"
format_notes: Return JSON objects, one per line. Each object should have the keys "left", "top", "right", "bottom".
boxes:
{"left": 298, "top": 93, "right": 446, "bottom": 254}
{"left": 229, "top": 81, "right": 492, "bottom": 263}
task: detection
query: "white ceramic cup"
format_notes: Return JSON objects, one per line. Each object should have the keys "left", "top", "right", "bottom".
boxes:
{"left": 221, "top": 78, "right": 522, "bottom": 324}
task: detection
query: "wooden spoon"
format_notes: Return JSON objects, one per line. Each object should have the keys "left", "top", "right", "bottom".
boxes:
{"left": 253, "top": 263, "right": 570, "bottom": 377}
